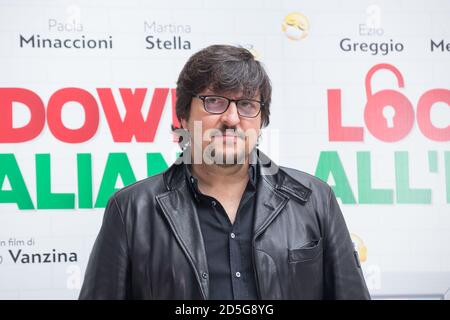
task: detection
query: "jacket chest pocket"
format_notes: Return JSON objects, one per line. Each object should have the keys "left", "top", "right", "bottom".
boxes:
{"left": 287, "top": 238, "right": 324, "bottom": 299}
{"left": 288, "top": 238, "right": 323, "bottom": 263}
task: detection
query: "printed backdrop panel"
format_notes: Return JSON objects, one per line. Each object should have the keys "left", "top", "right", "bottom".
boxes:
{"left": 0, "top": 0, "right": 449, "bottom": 299}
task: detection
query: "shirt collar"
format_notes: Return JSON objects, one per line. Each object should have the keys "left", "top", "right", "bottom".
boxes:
{"left": 184, "top": 160, "right": 258, "bottom": 202}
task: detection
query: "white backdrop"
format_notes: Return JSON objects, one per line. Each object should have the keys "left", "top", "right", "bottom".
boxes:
{"left": 0, "top": 0, "right": 449, "bottom": 299}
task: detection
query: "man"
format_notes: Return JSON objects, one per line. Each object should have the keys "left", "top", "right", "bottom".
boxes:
{"left": 79, "top": 44, "right": 370, "bottom": 300}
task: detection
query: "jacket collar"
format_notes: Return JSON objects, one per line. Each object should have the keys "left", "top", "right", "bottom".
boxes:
{"left": 183, "top": 155, "right": 258, "bottom": 203}
{"left": 162, "top": 148, "right": 311, "bottom": 201}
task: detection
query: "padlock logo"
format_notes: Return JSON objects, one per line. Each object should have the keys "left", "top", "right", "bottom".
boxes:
{"left": 364, "top": 63, "right": 415, "bottom": 142}
{"left": 327, "top": 63, "right": 449, "bottom": 143}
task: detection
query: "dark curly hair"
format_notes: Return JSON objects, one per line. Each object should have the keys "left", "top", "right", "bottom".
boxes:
{"left": 174, "top": 44, "right": 272, "bottom": 129}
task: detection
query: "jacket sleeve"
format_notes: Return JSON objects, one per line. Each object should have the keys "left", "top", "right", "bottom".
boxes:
{"left": 323, "top": 188, "right": 371, "bottom": 300}
{"left": 79, "top": 196, "right": 130, "bottom": 299}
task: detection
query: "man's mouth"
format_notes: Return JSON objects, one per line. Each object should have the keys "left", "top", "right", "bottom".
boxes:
{"left": 212, "top": 135, "right": 238, "bottom": 143}
{"left": 211, "top": 130, "right": 245, "bottom": 140}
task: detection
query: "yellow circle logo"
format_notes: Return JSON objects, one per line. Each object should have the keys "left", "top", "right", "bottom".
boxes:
{"left": 351, "top": 233, "right": 367, "bottom": 263}
{"left": 282, "top": 12, "right": 310, "bottom": 41}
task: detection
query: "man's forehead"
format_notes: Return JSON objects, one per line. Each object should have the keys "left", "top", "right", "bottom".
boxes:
{"left": 202, "top": 87, "right": 260, "bottom": 99}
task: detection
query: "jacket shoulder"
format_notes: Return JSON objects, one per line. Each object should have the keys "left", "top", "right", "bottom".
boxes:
{"left": 280, "top": 166, "right": 332, "bottom": 199}
{"left": 110, "top": 171, "right": 168, "bottom": 205}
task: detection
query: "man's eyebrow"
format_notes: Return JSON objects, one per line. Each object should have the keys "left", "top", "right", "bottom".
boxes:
{"left": 210, "top": 94, "right": 251, "bottom": 100}
{"left": 205, "top": 92, "right": 255, "bottom": 99}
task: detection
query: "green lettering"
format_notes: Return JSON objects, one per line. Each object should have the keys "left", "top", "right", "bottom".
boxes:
{"left": 77, "top": 154, "right": 93, "bottom": 208}
{"left": 357, "top": 152, "right": 393, "bottom": 204}
{"left": 146, "top": 153, "right": 168, "bottom": 177}
{"left": 445, "top": 151, "right": 450, "bottom": 204}
{"left": 36, "top": 154, "right": 75, "bottom": 209}
{"left": 315, "top": 151, "right": 356, "bottom": 204}
{"left": 0, "top": 154, "right": 34, "bottom": 209}
{"left": 428, "top": 151, "right": 438, "bottom": 173}
{"left": 395, "top": 151, "right": 431, "bottom": 204}
{"left": 94, "top": 153, "right": 136, "bottom": 208}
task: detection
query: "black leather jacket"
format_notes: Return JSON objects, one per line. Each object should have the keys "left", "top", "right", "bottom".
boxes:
{"left": 79, "top": 150, "right": 370, "bottom": 300}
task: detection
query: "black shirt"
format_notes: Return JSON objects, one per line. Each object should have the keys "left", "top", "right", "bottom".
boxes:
{"left": 184, "top": 163, "right": 259, "bottom": 300}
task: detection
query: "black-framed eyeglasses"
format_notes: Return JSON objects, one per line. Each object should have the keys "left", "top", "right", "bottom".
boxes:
{"left": 193, "top": 95, "right": 264, "bottom": 118}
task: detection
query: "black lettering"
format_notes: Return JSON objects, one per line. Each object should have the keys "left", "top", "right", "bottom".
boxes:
{"left": 340, "top": 38, "right": 351, "bottom": 51}
{"left": 145, "top": 35, "right": 154, "bottom": 49}
{"left": 58, "top": 252, "right": 68, "bottom": 262}
{"left": 31, "top": 253, "right": 41, "bottom": 263}
{"left": 163, "top": 39, "right": 172, "bottom": 49}
{"left": 19, "top": 35, "right": 34, "bottom": 47}
{"left": 43, "top": 253, "right": 51, "bottom": 263}
{"left": 53, "top": 39, "right": 62, "bottom": 48}
{"left": 431, "top": 39, "right": 443, "bottom": 52}
{"left": 69, "top": 253, "right": 77, "bottom": 262}
{"left": 156, "top": 38, "right": 163, "bottom": 49}
{"left": 8, "top": 249, "right": 21, "bottom": 263}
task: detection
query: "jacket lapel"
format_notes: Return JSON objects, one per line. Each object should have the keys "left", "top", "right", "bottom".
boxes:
{"left": 252, "top": 149, "right": 312, "bottom": 238}
{"left": 252, "top": 150, "right": 289, "bottom": 238}
{"left": 155, "top": 163, "right": 209, "bottom": 300}
{"left": 252, "top": 179, "right": 289, "bottom": 239}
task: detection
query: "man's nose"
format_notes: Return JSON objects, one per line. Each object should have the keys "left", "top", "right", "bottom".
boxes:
{"left": 220, "top": 101, "right": 240, "bottom": 126}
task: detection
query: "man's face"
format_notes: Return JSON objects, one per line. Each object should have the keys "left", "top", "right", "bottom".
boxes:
{"left": 181, "top": 88, "right": 262, "bottom": 166}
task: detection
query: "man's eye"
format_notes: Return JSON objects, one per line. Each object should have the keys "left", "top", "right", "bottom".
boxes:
{"left": 206, "top": 97, "right": 219, "bottom": 104}
{"left": 238, "top": 100, "right": 253, "bottom": 108}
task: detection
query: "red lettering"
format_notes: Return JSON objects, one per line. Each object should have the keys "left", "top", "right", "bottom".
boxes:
{"left": 0, "top": 88, "right": 45, "bottom": 142}
{"left": 97, "top": 88, "right": 169, "bottom": 142}
{"left": 417, "top": 89, "right": 450, "bottom": 141}
{"left": 327, "top": 89, "right": 364, "bottom": 141}
{"left": 171, "top": 88, "right": 181, "bottom": 142}
{"left": 47, "top": 88, "right": 99, "bottom": 143}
